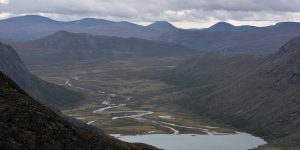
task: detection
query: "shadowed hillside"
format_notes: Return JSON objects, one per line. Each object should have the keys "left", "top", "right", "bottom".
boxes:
{"left": 0, "top": 71, "right": 159, "bottom": 150}
{"left": 0, "top": 41, "right": 84, "bottom": 108}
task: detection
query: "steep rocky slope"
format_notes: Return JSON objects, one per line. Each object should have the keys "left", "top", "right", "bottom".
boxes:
{"left": 159, "top": 37, "right": 300, "bottom": 149}
{"left": 0, "top": 71, "right": 158, "bottom": 150}
{"left": 0, "top": 41, "right": 84, "bottom": 108}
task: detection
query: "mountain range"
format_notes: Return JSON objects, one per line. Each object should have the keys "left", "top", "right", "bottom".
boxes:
{"left": 0, "top": 15, "right": 179, "bottom": 41}
{"left": 159, "top": 22, "right": 300, "bottom": 53}
{"left": 1, "top": 15, "right": 300, "bottom": 54}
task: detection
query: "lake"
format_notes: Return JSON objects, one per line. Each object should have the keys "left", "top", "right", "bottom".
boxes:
{"left": 112, "top": 133, "right": 266, "bottom": 150}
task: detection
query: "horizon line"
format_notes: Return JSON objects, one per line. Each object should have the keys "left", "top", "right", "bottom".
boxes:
{"left": 1, "top": 14, "right": 299, "bottom": 29}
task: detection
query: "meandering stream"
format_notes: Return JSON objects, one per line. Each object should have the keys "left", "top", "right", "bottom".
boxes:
{"left": 91, "top": 88, "right": 218, "bottom": 135}
{"left": 64, "top": 76, "right": 267, "bottom": 150}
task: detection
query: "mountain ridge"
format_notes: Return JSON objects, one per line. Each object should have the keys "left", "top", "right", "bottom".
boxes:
{"left": 10, "top": 31, "right": 196, "bottom": 65}
{"left": 158, "top": 23, "right": 300, "bottom": 53}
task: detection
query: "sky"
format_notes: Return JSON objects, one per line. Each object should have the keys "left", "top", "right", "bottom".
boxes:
{"left": 0, "top": 0, "right": 300, "bottom": 29}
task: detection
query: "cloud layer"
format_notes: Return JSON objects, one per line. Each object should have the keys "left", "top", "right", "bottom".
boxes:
{"left": 1, "top": 0, "right": 300, "bottom": 28}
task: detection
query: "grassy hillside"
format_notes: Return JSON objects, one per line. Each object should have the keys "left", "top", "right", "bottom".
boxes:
{"left": 156, "top": 37, "right": 300, "bottom": 149}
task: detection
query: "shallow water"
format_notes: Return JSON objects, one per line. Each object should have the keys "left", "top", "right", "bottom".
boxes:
{"left": 112, "top": 133, "right": 266, "bottom": 150}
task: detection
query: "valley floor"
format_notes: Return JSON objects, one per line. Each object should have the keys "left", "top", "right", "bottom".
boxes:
{"left": 28, "top": 57, "right": 235, "bottom": 135}
{"left": 26, "top": 57, "right": 268, "bottom": 149}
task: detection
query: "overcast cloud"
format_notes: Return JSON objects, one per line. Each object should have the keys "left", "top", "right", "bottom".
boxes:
{"left": 0, "top": 0, "right": 300, "bottom": 28}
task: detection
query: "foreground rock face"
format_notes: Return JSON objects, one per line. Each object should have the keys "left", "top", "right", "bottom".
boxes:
{"left": 0, "top": 72, "right": 158, "bottom": 150}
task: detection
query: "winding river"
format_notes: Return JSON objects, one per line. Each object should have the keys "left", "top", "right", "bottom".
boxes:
{"left": 64, "top": 76, "right": 267, "bottom": 150}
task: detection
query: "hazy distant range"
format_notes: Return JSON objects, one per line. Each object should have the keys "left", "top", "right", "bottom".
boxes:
{"left": 1, "top": 15, "right": 300, "bottom": 54}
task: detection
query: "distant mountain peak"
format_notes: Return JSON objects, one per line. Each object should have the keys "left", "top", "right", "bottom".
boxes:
{"left": 2, "top": 15, "right": 58, "bottom": 24}
{"left": 15, "top": 15, "right": 50, "bottom": 20}
{"left": 52, "top": 30, "right": 73, "bottom": 36}
{"left": 208, "top": 22, "right": 235, "bottom": 31}
{"left": 44, "top": 30, "right": 88, "bottom": 40}
{"left": 73, "top": 18, "right": 114, "bottom": 26}
{"left": 274, "top": 22, "right": 300, "bottom": 29}
{"left": 151, "top": 21, "right": 172, "bottom": 25}
{"left": 147, "top": 21, "right": 178, "bottom": 32}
